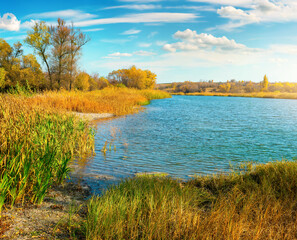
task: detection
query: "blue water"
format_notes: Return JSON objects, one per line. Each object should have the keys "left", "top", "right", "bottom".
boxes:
{"left": 76, "top": 96, "right": 297, "bottom": 191}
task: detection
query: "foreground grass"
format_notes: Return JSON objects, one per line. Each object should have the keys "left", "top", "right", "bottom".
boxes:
{"left": 84, "top": 161, "right": 297, "bottom": 240}
{"left": 173, "top": 91, "right": 297, "bottom": 99}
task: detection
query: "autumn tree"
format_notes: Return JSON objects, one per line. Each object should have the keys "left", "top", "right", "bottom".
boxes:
{"left": 50, "top": 18, "right": 71, "bottom": 88}
{"left": 67, "top": 24, "right": 90, "bottom": 90}
{"left": 0, "top": 68, "right": 6, "bottom": 89}
{"left": 107, "top": 66, "right": 156, "bottom": 89}
{"left": 25, "top": 19, "right": 89, "bottom": 90}
{"left": 74, "top": 72, "right": 90, "bottom": 91}
{"left": 92, "top": 74, "right": 109, "bottom": 90}
{"left": 20, "top": 54, "right": 45, "bottom": 89}
{"left": 219, "top": 82, "right": 231, "bottom": 93}
{"left": 261, "top": 74, "right": 269, "bottom": 91}
{"left": 0, "top": 39, "right": 13, "bottom": 70}
{"left": 25, "top": 21, "right": 53, "bottom": 88}
{"left": 0, "top": 39, "right": 45, "bottom": 90}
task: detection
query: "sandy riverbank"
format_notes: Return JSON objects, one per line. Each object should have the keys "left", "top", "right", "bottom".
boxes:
{"left": 71, "top": 112, "right": 115, "bottom": 121}
{"left": 0, "top": 181, "right": 90, "bottom": 239}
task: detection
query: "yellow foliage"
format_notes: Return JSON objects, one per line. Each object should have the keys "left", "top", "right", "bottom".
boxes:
{"left": 74, "top": 72, "right": 90, "bottom": 91}
{"left": 108, "top": 66, "right": 156, "bottom": 89}
{"left": 219, "top": 83, "right": 231, "bottom": 93}
{"left": 0, "top": 68, "right": 7, "bottom": 88}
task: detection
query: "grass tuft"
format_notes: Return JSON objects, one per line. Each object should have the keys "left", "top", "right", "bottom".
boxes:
{"left": 84, "top": 160, "right": 297, "bottom": 240}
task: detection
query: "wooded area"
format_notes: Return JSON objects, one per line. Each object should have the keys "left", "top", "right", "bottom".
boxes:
{"left": 0, "top": 18, "right": 157, "bottom": 92}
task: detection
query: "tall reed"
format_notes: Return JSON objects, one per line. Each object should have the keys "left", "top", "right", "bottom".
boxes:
{"left": 0, "top": 95, "right": 95, "bottom": 211}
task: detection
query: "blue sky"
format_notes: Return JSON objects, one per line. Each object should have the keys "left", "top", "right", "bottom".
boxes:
{"left": 2, "top": 0, "right": 297, "bottom": 83}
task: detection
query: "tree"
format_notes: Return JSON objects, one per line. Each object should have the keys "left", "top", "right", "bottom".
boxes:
{"left": 261, "top": 74, "right": 269, "bottom": 91}
{"left": 74, "top": 72, "right": 90, "bottom": 91}
{"left": 144, "top": 70, "right": 156, "bottom": 89}
{"left": 0, "top": 68, "right": 7, "bottom": 89}
{"left": 25, "top": 21, "right": 53, "bottom": 89}
{"left": 21, "top": 54, "right": 45, "bottom": 89}
{"left": 25, "top": 19, "right": 89, "bottom": 90}
{"left": 107, "top": 66, "right": 157, "bottom": 89}
{"left": 92, "top": 74, "right": 109, "bottom": 90}
{"left": 219, "top": 83, "right": 231, "bottom": 93}
{"left": 67, "top": 24, "right": 90, "bottom": 90}
{"left": 50, "top": 18, "right": 72, "bottom": 88}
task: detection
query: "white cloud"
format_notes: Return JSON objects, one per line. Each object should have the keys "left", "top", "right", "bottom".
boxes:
{"left": 216, "top": 1, "right": 297, "bottom": 30}
{"left": 269, "top": 58, "right": 289, "bottom": 63}
{"left": 25, "top": 9, "right": 97, "bottom": 20}
{"left": 119, "top": 0, "right": 163, "bottom": 2}
{"left": 164, "top": 5, "right": 216, "bottom": 11}
{"left": 187, "top": 0, "right": 254, "bottom": 7}
{"left": 105, "top": 50, "right": 155, "bottom": 58}
{"left": 4, "top": 34, "right": 27, "bottom": 41}
{"left": 270, "top": 44, "right": 297, "bottom": 55}
{"left": 122, "top": 29, "right": 141, "bottom": 35}
{"left": 103, "top": 4, "right": 161, "bottom": 10}
{"left": 108, "top": 52, "right": 133, "bottom": 57}
{"left": 156, "top": 40, "right": 167, "bottom": 46}
{"left": 74, "top": 12, "right": 198, "bottom": 27}
{"left": 139, "top": 42, "right": 152, "bottom": 47}
{"left": 82, "top": 28, "right": 104, "bottom": 32}
{"left": 101, "top": 39, "right": 131, "bottom": 44}
{"left": 148, "top": 31, "right": 158, "bottom": 38}
{"left": 163, "top": 29, "right": 249, "bottom": 53}
{"left": 0, "top": 13, "right": 21, "bottom": 31}
{"left": 21, "top": 19, "right": 37, "bottom": 29}
{"left": 134, "top": 50, "right": 156, "bottom": 56}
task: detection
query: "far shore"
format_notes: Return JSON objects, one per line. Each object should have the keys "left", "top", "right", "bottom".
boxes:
{"left": 170, "top": 91, "right": 297, "bottom": 100}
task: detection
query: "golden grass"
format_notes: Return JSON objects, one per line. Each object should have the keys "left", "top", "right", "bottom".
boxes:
{"left": 24, "top": 87, "right": 171, "bottom": 115}
{"left": 173, "top": 91, "right": 297, "bottom": 99}
{"left": 84, "top": 161, "right": 297, "bottom": 240}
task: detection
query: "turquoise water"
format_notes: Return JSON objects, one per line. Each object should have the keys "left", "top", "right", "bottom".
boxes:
{"left": 77, "top": 96, "right": 297, "bottom": 190}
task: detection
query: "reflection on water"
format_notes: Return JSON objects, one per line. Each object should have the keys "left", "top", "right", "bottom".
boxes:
{"left": 72, "top": 96, "right": 297, "bottom": 193}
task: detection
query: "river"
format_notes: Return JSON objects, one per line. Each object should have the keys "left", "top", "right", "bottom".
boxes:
{"left": 73, "top": 95, "right": 297, "bottom": 192}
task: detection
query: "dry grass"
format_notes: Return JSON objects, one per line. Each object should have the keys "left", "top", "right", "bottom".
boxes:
{"left": 173, "top": 91, "right": 297, "bottom": 99}
{"left": 24, "top": 87, "right": 171, "bottom": 115}
{"left": 84, "top": 161, "right": 297, "bottom": 240}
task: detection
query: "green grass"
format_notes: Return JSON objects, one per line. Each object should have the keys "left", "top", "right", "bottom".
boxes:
{"left": 82, "top": 160, "right": 297, "bottom": 240}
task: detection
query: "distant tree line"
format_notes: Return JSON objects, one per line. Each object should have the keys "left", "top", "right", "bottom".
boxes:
{"left": 0, "top": 19, "right": 156, "bottom": 92}
{"left": 158, "top": 75, "right": 297, "bottom": 94}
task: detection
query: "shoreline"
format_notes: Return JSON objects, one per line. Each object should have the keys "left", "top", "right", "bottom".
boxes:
{"left": 170, "top": 92, "right": 297, "bottom": 100}
{"left": 71, "top": 112, "right": 115, "bottom": 121}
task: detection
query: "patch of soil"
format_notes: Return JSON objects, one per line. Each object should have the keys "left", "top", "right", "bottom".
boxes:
{"left": 0, "top": 182, "right": 90, "bottom": 240}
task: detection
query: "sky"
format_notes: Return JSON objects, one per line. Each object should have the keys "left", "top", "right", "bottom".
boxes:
{"left": 1, "top": 0, "right": 297, "bottom": 83}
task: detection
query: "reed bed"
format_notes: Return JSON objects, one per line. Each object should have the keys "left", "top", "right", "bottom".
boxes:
{"left": 24, "top": 88, "right": 171, "bottom": 115}
{"left": 84, "top": 160, "right": 297, "bottom": 240}
{"left": 0, "top": 95, "right": 95, "bottom": 211}
{"left": 0, "top": 88, "right": 170, "bottom": 212}
{"left": 173, "top": 91, "right": 297, "bottom": 99}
